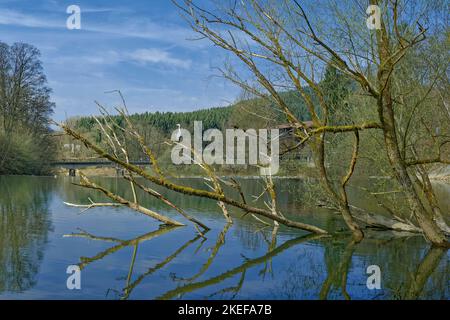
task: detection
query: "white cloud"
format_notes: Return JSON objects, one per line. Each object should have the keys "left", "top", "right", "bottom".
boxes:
{"left": 49, "top": 48, "right": 190, "bottom": 69}
{"left": 81, "top": 7, "right": 129, "bottom": 14}
{"left": 90, "top": 21, "right": 202, "bottom": 48}
{"left": 128, "top": 49, "right": 192, "bottom": 69}
{"left": 0, "top": 9, "right": 60, "bottom": 28}
{"left": 0, "top": 8, "right": 204, "bottom": 49}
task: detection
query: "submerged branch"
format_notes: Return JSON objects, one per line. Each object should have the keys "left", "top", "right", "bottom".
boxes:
{"left": 77, "top": 173, "right": 185, "bottom": 226}
{"left": 124, "top": 175, "right": 210, "bottom": 233}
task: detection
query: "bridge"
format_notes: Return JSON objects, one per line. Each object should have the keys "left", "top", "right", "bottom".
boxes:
{"left": 51, "top": 159, "right": 151, "bottom": 176}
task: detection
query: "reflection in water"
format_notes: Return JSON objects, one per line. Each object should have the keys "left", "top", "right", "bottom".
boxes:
{"left": 65, "top": 226, "right": 181, "bottom": 271}
{"left": 122, "top": 233, "right": 203, "bottom": 300}
{"left": 157, "top": 232, "right": 327, "bottom": 300}
{"left": 171, "top": 223, "right": 232, "bottom": 284}
{"left": 319, "top": 238, "right": 357, "bottom": 300}
{"left": 0, "top": 176, "right": 447, "bottom": 299}
{"left": 65, "top": 225, "right": 186, "bottom": 299}
{"left": 0, "top": 177, "right": 53, "bottom": 293}
{"left": 66, "top": 224, "right": 448, "bottom": 300}
{"left": 405, "top": 246, "right": 447, "bottom": 300}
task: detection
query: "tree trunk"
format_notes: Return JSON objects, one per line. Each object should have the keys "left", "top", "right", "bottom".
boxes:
{"left": 313, "top": 136, "right": 364, "bottom": 241}
{"left": 415, "top": 164, "right": 450, "bottom": 234}
{"left": 374, "top": 4, "right": 448, "bottom": 247}
{"left": 381, "top": 116, "right": 447, "bottom": 246}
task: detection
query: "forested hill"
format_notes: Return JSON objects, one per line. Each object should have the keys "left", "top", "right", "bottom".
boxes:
{"left": 75, "top": 105, "right": 234, "bottom": 135}
{"left": 58, "top": 65, "right": 351, "bottom": 165}
{"left": 71, "top": 90, "right": 317, "bottom": 135}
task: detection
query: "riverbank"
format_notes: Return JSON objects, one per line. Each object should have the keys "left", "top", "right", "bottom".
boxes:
{"left": 52, "top": 165, "right": 318, "bottom": 179}
{"left": 21, "top": 164, "right": 450, "bottom": 184}
{"left": 54, "top": 171, "right": 316, "bottom": 180}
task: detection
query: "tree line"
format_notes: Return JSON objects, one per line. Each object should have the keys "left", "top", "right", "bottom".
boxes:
{"left": 71, "top": 90, "right": 314, "bottom": 134}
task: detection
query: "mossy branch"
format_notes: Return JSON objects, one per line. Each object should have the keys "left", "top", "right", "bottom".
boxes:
{"left": 59, "top": 123, "right": 328, "bottom": 235}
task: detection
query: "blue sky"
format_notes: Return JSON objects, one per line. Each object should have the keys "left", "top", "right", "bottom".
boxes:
{"left": 0, "top": 0, "right": 239, "bottom": 120}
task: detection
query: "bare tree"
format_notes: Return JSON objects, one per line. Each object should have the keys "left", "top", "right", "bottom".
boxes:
{"left": 59, "top": 0, "right": 449, "bottom": 246}
{"left": 168, "top": 0, "right": 449, "bottom": 246}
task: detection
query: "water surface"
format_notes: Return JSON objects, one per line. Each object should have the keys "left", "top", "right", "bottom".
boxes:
{"left": 0, "top": 176, "right": 448, "bottom": 300}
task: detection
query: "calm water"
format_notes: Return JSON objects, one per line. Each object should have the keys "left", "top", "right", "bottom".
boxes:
{"left": 0, "top": 176, "right": 448, "bottom": 300}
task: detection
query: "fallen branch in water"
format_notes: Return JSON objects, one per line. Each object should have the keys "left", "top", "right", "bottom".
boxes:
{"left": 64, "top": 197, "right": 123, "bottom": 214}
{"left": 318, "top": 201, "right": 423, "bottom": 234}
{"left": 350, "top": 205, "right": 422, "bottom": 233}
{"left": 124, "top": 175, "right": 209, "bottom": 235}
{"left": 58, "top": 120, "right": 329, "bottom": 235}
{"left": 76, "top": 173, "right": 185, "bottom": 227}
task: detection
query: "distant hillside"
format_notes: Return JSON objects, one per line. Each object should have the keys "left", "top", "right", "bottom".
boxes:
{"left": 71, "top": 90, "right": 317, "bottom": 135}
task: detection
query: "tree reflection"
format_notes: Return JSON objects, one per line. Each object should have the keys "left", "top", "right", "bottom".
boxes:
{"left": 157, "top": 233, "right": 326, "bottom": 300}
{"left": 65, "top": 225, "right": 182, "bottom": 270}
{"left": 121, "top": 233, "right": 203, "bottom": 300}
{"left": 64, "top": 219, "right": 447, "bottom": 300}
{"left": 405, "top": 246, "right": 448, "bottom": 300}
{"left": 171, "top": 223, "right": 232, "bottom": 283}
{"left": 65, "top": 225, "right": 204, "bottom": 299}
{"left": 0, "top": 177, "right": 53, "bottom": 293}
{"left": 276, "top": 233, "right": 448, "bottom": 300}
{"left": 319, "top": 238, "right": 357, "bottom": 300}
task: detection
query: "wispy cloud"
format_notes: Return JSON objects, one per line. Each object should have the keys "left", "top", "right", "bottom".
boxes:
{"left": 90, "top": 21, "right": 201, "bottom": 48}
{"left": 0, "top": 8, "right": 203, "bottom": 49}
{"left": 81, "top": 7, "right": 131, "bottom": 14}
{"left": 50, "top": 48, "right": 191, "bottom": 69}
{"left": 128, "top": 49, "right": 191, "bottom": 69}
{"left": 0, "top": 1, "right": 239, "bottom": 120}
{"left": 0, "top": 9, "right": 61, "bottom": 28}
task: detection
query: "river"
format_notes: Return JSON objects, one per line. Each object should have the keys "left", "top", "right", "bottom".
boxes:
{"left": 0, "top": 176, "right": 448, "bottom": 299}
